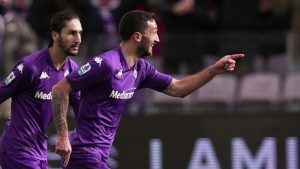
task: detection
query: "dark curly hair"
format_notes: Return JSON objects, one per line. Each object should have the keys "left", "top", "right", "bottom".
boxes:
{"left": 48, "top": 10, "right": 80, "bottom": 47}
{"left": 119, "top": 10, "right": 156, "bottom": 42}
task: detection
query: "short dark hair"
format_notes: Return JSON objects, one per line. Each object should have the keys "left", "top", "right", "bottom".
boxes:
{"left": 48, "top": 10, "right": 80, "bottom": 47}
{"left": 119, "top": 10, "right": 156, "bottom": 41}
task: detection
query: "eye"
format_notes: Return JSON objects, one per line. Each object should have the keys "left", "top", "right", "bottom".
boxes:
{"left": 69, "top": 30, "right": 81, "bottom": 35}
{"left": 153, "top": 28, "right": 158, "bottom": 34}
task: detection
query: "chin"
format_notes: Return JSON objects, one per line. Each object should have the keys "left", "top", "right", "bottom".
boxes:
{"left": 68, "top": 52, "right": 78, "bottom": 56}
{"left": 71, "top": 49, "right": 80, "bottom": 55}
{"left": 145, "top": 49, "right": 152, "bottom": 56}
{"left": 143, "top": 52, "right": 152, "bottom": 58}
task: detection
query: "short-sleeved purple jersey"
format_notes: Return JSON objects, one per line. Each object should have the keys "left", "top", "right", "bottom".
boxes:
{"left": 0, "top": 49, "right": 80, "bottom": 160}
{"left": 66, "top": 48, "right": 172, "bottom": 157}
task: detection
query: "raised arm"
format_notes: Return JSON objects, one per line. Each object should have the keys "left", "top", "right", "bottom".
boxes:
{"left": 163, "top": 54, "right": 244, "bottom": 97}
{"left": 51, "top": 78, "right": 72, "bottom": 167}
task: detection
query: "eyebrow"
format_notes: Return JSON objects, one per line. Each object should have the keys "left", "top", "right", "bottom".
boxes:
{"left": 68, "top": 29, "right": 82, "bottom": 33}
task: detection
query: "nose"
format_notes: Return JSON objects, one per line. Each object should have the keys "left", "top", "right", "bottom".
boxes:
{"left": 75, "top": 32, "right": 81, "bottom": 44}
{"left": 155, "top": 34, "right": 160, "bottom": 43}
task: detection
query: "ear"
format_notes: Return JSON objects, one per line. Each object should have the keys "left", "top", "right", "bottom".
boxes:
{"left": 51, "top": 31, "right": 59, "bottom": 41}
{"left": 133, "top": 32, "right": 142, "bottom": 42}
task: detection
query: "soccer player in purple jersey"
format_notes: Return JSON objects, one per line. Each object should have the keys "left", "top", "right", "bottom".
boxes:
{"left": 0, "top": 10, "right": 82, "bottom": 169}
{"left": 52, "top": 10, "right": 244, "bottom": 169}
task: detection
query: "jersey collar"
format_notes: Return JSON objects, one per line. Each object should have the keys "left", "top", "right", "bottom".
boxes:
{"left": 45, "top": 48, "right": 68, "bottom": 71}
{"left": 117, "top": 47, "right": 138, "bottom": 71}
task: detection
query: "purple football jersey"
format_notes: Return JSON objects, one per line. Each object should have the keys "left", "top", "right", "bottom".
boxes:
{"left": 0, "top": 49, "right": 80, "bottom": 160}
{"left": 66, "top": 48, "right": 172, "bottom": 157}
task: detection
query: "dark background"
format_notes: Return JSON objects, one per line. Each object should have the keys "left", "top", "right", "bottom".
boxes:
{"left": 0, "top": 113, "right": 299, "bottom": 169}
{"left": 114, "top": 113, "right": 300, "bottom": 169}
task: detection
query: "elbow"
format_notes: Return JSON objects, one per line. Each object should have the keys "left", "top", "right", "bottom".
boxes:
{"left": 52, "top": 79, "right": 71, "bottom": 96}
{"left": 167, "top": 92, "right": 186, "bottom": 98}
{"left": 176, "top": 89, "right": 194, "bottom": 98}
{"left": 176, "top": 92, "right": 189, "bottom": 98}
{"left": 51, "top": 84, "right": 60, "bottom": 95}
{"left": 171, "top": 88, "right": 189, "bottom": 98}
{"left": 179, "top": 94, "right": 188, "bottom": 98}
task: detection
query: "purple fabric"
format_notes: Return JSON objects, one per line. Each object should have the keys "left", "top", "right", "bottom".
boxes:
{"left": 63, "top": 148, "right": 109, "bottom": 169}
{"left": 0, "top": 151, "right": 48, "bottom": 169}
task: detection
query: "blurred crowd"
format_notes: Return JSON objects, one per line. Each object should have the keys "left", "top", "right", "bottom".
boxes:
{"left": 0, "top": 0, "right": 299, "bottom": 76}
{"left": 1, "top": 0, "right": 300, "bottom": 116}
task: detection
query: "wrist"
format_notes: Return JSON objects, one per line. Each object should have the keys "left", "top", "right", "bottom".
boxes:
{"left": 57, "top": 130, "right": 69, "bottom": 138}
{"left": 207, "top": 65, "right": 218, "bottom": 76}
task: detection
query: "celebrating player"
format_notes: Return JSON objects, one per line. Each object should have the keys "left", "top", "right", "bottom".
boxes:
{"left": 52, "top": 10, "right": 244, "bottom": 169}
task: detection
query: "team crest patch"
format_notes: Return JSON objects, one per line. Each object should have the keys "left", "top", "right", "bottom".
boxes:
{"left": 4, "top": 72, "right": 15, "bottom": 85}
{"left": 78, "top": 63, "right": 91, "bottom": 76}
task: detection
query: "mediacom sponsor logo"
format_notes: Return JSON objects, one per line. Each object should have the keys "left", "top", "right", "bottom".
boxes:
{"left": 109, "top": 90, "right": 135, "bottom": 100}
{"left": 34, "top": 91, "right": 52, "bottom": 100}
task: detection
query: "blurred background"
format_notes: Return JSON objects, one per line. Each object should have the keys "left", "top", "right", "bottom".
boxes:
{"left": 0, "top": 0, "right": 300, "bottom": 168}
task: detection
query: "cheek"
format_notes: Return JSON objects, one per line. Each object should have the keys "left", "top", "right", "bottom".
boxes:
{"left": 64, "top": 37, "right": 75, "bottom": 45}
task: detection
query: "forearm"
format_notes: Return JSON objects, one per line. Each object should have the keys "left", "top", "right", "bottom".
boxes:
{"left": 165, "top": 65, "right": 217, "bottom": 97}
{"left": 52, "top": 79, "right": 72, "bottom": 136}
{"left": 164, "top": 53, "right": 244, "bottom": 97}
{"left": 52, "top": 91, "right": 69, "bottom": 136}
{"left": 51, "top": 79, "right": 74, "bottom": 166}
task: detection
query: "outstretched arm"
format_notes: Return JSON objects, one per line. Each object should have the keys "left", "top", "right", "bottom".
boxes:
{"left": 52, "top": 78, "right": 72, "bottom": 167}
{"left": 163, "top": 54, "right": 244, "bottom": 97}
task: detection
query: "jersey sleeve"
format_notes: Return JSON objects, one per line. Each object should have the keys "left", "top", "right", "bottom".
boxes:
{"left": 138, "top": 61, "right": 172, "bottom": 92}
{"left": 67, "top": 60, "right": 80, "bottom": 118}
{"left": 69, "top": 90, "right": 80, "bottom": 118}
{"left": 0, "top": 62, "right": 34, "bottom": 103}
{"left": 66, "top": 57, "right": 112, "bottom": 92}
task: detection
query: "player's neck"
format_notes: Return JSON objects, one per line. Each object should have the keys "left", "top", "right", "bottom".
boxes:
{"left": 120, "top": 42, "right": 139, "bottom": 68}
{"left": 48, "top": 46, "right": 68, "bottom": 70}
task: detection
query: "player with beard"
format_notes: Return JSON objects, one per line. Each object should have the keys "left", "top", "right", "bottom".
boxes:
{"left": 52, "top": 10, "right": 244, "bottom": 169}
{"left": 0, "top": 10, "right": 82, "bottom": 169}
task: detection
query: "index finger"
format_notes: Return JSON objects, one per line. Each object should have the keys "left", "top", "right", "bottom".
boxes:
{"left": 63, "top": 151, "right": 71, "bottom": 167}
{"left": 228, "top": 54, "right": 245, "bottom": 60}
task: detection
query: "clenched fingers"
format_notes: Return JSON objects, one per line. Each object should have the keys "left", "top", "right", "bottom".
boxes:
{"left": 63, "top": 150, "right": 71, "bottom": 167}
